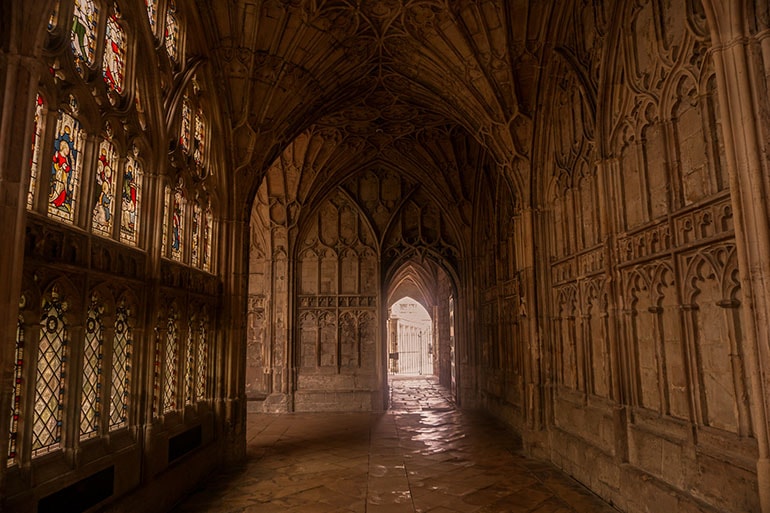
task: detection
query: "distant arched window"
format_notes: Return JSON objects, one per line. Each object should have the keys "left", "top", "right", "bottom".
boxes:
{"left": 163, "top": 308, "right": 179, "bottom": 413}
{"left": 110, "top": 301, "right": 132, "bottom": 430}
{"left": 120, "top": 150, "right": 142, "bottom": 245}
{"left": 103, "top": 7, "right": 127, "bottom": 94}
{"left": 81, "top": 295, "right": 105, "bottom": 440}
{"left": 92, "top": 137, "right": 119, "bottom": 236}
{"left": 195, "top": 311, "right": 209, "bottom": 401}
{"left": 145, "top": 0, "right": 158, "bottom": 33}
{"left": 164, "top": 0, "right": 180, "bottom": 64}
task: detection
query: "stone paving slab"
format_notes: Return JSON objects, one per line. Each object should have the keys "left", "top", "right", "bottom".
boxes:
{"left": 171, "top": 377, "right": 620, "bottom": 513}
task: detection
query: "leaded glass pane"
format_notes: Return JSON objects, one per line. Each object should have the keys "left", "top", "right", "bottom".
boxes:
{"left": 49, "top": 110, "right": 84, "bottom": 223}
{"left": 8, "top": 315, "right": 25, "bottom": 466}
{"left": 193, "top": 108, "right": 205, "bottom": 166}
{"left": 71, "top": 0, "right": 99, "bottom": 73}
{"left": 195, "top": 315, "right": 208, "bottom": 401}
{"left": 80, "top": 296, "right": 104, "bottom": 440}
{"left": 191, "top": 204, "right": 201, "bottom": 267}
{"left": 180, "top": 95, "right": 191, "bottom": 153}
{"left": 170, "top": 188, "right": 185, "bottom": 262}
{"left": 120, "top": 153, "right": 142, "bottom": 245}
{"left": 164, "top": 0, "right": 179, "bottom": 64}
{"left": 145, "top": 0, "right": 157, "bottom": 33}
{"left": 162, "top": 185, "right": 170, "bottom": 256}
{"left": 203, "top": 208, "right": 213, "bottom": 272}
{"left": 92, "top": 139, "right": 118, "bottom": 236}
{"left": 110, "top": 303, "right": 131, "bottom": 430}
{"left": 184, "top": 321, "right": 195, "bottom": 405}
{"left": 27, "top": 94, "right": 45, "bottom": 210}
{"left": 152, "top": 328, "right": 161, "bottom": 417}
{"left": 32, "top": 292, "right": 68, "bottom": 456}
{"left": 103, "top": 8, "right": 127, "bottom": 94}
{"left": 163, "top": 312, "right": 178, "bottom": 413}
{"left": 49, "top": 1, "right": 60, "bottom": 31}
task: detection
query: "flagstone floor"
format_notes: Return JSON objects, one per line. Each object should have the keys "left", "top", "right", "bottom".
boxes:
{"left": 171, "top": 376, "right": 619, "bottom": 513}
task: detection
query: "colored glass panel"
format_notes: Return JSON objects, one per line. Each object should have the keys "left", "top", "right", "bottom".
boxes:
{"left": 92, "top": 139, "right": 118, "bottom": 236}
{"left": 162, "top": 186, "right": 170, "bottom": 256}
{"left": 202, "top": 208, "right": 213, "bottom": 272}
{"left": 103, "top": 10, "right": 127, "bottom": 94}
{"left": 27, "top": 94, "right": 45, "bottom": 210}
{"left": 48, "top": 110, "right": 84, "bottom": 223}
{"left": 120, "top": 153, "right": 142, "bottom": 245}
{"left": 180, "top": 95, "right": 191, "bottom": 153}
{"left": 32, "top": 292, "right": 68, "bottom": 456}
{"left": 195, "top": 315, "right": 208, "bottom": 401}
{"left": 8, "top": 315, "right": 24, "bottom": 466}
{"left": 145, "top": 0, "right": 157, "bottom": 33}
{"left": 71, "top": 0, "right": 99, "bottom": 73}
{"left": 49, "top": 1, "right": 60, "bottom": 30}
{"left": 191, "top": 204, "right": 201, "bottom": 267}
{"left": 170, "top": 188, "right": 185, "bottom": 261}
{"left": 164, "top": 0, "right": 179, "bottom": 64}
{"left": 80, "top": 296, "right": 104, "bottom": 440}
{"left": 110, "top": 303, "right": 131, "bottom": 429}
{"left": 193, "top": 108, "right": 205, "bottom": 165}
{"left": 163, "top": 311, "right": 178, "bottom": 413}
{"left": 184, "top": 321, "right": 195, "bottom": 405}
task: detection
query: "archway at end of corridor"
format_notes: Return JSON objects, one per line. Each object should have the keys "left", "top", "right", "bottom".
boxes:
{"left": 385, "top": 261, "right": 457, "bottom": 404}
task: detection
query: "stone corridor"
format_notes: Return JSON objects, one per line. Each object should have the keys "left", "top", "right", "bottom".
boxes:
{"left": 171, "top": 377, "right": 619, "bottom": 513}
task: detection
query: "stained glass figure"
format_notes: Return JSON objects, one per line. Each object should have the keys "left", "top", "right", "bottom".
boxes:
{"left": 32, "top": 289, "right": 68, "bottom": 456}
{"left": 49, "top": 110, "right": 84, "bottom": 223}
{"left": 8, "top": 314, "right": 25, "bottom": 466}
{"left": 164, "top": 0, "right": 179, "bottom": 64}
{"left": 110, "top": 302, "right": 132, "bottom": 430}
{"left": 191, "top": 204, "right": 201, "bottom": 267}
{"left": 71, "top": 0, "right": 99, "bottom": 73}
{"left": 203, "top": 207, "right": 213, "bottom": 272}
{"left": 144, "top": 0, "right": 157, "bottom": 34}
{"left": 163, "top": 310, "right": 178, "bottom": 413}
{"left": 120, "top": 152, "right": 142, "bottom": 245}
{"left": 170, "top": 187, "right": 185, "bottom": 261}
{"left": 195, "top": 314, "right": 208, "bottom": 401}
{"left": 27, "top": 94, "right": 45, "bottom": 210}
{"left": 80, "top": 295, "right": 104, "bottom": 440}
{"left": 103, "top": 8, "right": 126, "bottom": 94}
{"left": 184, "top": 322, "right": 195, "bottom": 405}
{"left": 180, "top": 95, "right": 191, "bottom": 153}
{"left": 193, "top": 107, "right": 205, "bottom": 166}
{"left": 92, "top": 139, "right": 118, "bottom": 236}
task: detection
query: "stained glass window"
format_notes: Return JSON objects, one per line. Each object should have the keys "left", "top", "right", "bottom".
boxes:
{"left": 103, "top": 8, "right": 127, "bottom": 94}
{"left": 184, "top": 320, "right": 195, "bottom": 405}
{"left": 27, "top": 94, "right": 45, "bottom": 210}
{"left": 191, "top": 204, "right": 201, "bottom": 267}
{"left": 162, "top": 185, "right": 170, "bottom": 256}
{"left": 163, "top": 310, "right": 178, "bottom": 413}
{"left": 202, "top": 207, "right": 213, "bottom": 272}
{"left": 92, "top": 139, "right": 118, "bottom": 236}
{"left": 180, "top": 95, "right": 191, "bottom": 153}
{"left": 120, "top": 151, "right": 142, "bottom": 245}
{"left": 144, "top": 0, "right": 157, "bottom": 34}
{"left": 170, "top": 187, "right": 185, "bottom": 261}
{"left": 49, "top": 109, "right": 84, "bottom": 223}
{"left": 152, "top": 328, "right": 161, "bottom": 417}
{"left": 195, "top": 314, "right": 208, "bottom": 401}
{"left": 32, "top": 290, "right": 68, "bottom": 456}
{"left": 71, "top": 0, "right": 99, "bottom": 73}
{"left": 110, "top": 302, "right": 132, "bottom": 430}
{"left": 193, "top": 108, "right": 205, "bottom": 166}
{"left": 164, "top": 0, "right": 179, "bottom": 64}
{"left": 8, "top": 314, "right": 25, "bottom": 466}
{"left": 80, "top": 296, "right": 104, "bottom": 440}
{"left": 49, "top": 1, "right": 60, "bottom": 31}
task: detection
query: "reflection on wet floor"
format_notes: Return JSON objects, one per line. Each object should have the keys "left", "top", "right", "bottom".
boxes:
{"left": 171, "top": 376, "right": 619, "bottom": 513}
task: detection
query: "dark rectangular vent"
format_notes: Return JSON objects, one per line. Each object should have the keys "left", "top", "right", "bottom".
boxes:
{"left": 38, "top": 466, "right": 114, "bottom": 513}
{"left": 169, "top": 424, "right": 202, "bottom": 463}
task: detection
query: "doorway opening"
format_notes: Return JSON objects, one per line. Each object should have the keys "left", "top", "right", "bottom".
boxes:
{"left": 388, "top": 297, "right": 433, "bottom": 376}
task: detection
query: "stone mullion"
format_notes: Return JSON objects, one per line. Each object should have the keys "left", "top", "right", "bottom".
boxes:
{"left": 706, "top": 8, "right": 770, "bottom": 509}
{"left": 720, "top": 300, "right": 752, "bottom": 438}
{"left": 679, "top": 303, "right": 705, "bottom": 427}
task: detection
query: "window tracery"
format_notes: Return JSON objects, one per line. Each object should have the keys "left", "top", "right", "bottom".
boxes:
{"left": 110, "top": 301, "right": 132, "bottom": 430}
{"left": 195, "top": 312, "right": 208, "bottom": 401}
{"left": 71, "top": 0, "right": 100, "bottom": 75}
{"left": 92, "top": 137, "right": 118, "bottom": 236}
{"left": 80, "top": 295, "right": 105, "bottom": 440}
{"left": 120, "top": 149, "right": 142, "bottom": 245}
{"left": 48, "top": 105, "right": 84, "bottom": 223}
{"left": 164, "top": 0, "right": 180, "bottom": 64}
{"left": 103, "top": 6, "right": 127, "bottom": 95}
{"left": 163, "top": 308, "right": 179, "bottom": 413}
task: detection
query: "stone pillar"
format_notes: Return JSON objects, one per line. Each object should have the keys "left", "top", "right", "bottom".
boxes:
{"left": 703, "top": 2, "right": 770, "bottom": 510}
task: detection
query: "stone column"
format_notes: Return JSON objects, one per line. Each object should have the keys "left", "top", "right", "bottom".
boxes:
{"left": 703, "top": 2, "right": 770, "bottom": 510}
